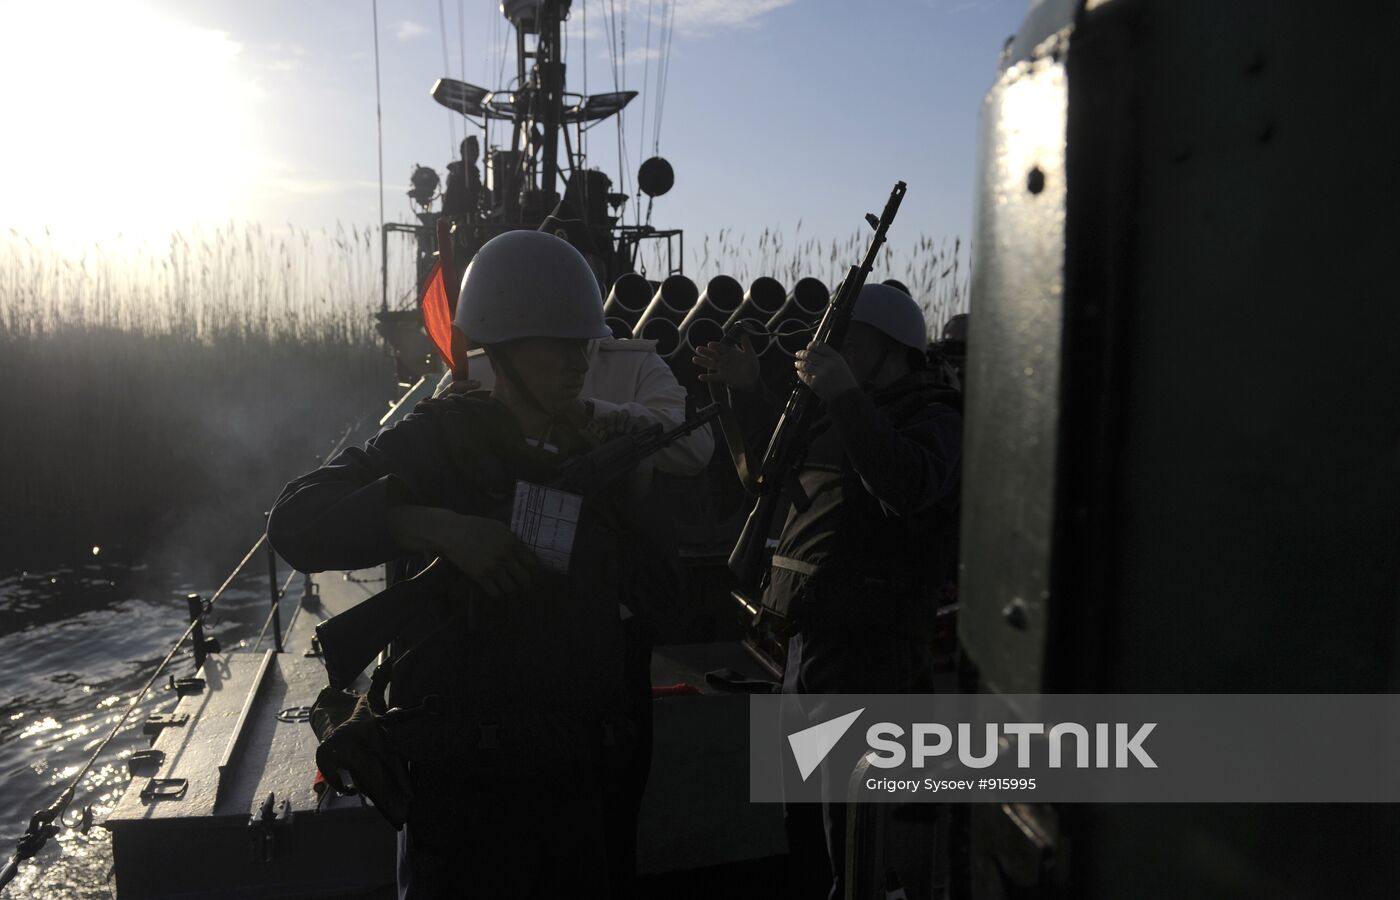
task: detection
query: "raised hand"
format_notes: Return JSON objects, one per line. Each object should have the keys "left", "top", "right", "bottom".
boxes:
{"left": 693, "top": 334, "right": 760, "bottom": 391}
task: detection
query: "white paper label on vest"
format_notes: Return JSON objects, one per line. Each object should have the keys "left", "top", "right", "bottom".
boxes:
{"left": 510, "top": 480, "right": 582, "bottom": 574}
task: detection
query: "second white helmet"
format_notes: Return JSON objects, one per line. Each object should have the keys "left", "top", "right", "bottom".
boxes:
{"left": 454, "top": 230, "right": 610, "bottom": 344}
{"left": 851, "top": 282, "right": 929, "bottom": 350}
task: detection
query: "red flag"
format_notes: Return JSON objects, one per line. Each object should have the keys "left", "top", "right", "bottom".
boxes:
{"left": 420, "top": 258, "right": 455, "bottom": 368}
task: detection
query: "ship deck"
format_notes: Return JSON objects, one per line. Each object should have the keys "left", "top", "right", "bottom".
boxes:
{"left": 105, "top": 565, "right": 786, "bottom": 898}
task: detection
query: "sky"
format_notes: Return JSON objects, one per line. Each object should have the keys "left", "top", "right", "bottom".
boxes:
{"left": 0, "top": 0, "right": 1027, "bottom": 258}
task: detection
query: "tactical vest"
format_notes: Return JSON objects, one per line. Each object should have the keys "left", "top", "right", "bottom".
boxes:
{"left": 763, "top": 375, "right": 961, "bottom": 634}
{"left": 382, "top": 394, "right": 634, "bottom": 787}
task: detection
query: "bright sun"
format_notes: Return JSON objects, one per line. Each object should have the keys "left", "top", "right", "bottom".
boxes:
{"left": 0, "top": 1, "right": 262, "bottom": 241}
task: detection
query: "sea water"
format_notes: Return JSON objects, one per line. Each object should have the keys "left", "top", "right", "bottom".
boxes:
{"left": 0, "top": 559, "right": 275, "bottom": 898}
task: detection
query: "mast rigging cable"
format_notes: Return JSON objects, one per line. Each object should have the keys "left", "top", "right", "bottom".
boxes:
{"left": 653, "top": 0, "right": 675, "bottom": 157}
{"left": 438, "top": 0, "right": 456, "bottom": 155}
{"left": 458, "top": 0, "right": 468, "bottom": 146}
{"left": 372, "top": 0, "right": 387, "bottom": 313}
{"left": 638, "top": 0, "right": 653, "bottom": 172}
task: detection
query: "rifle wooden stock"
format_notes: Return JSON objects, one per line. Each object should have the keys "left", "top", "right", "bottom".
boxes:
{"left": 315, "top": 559, "right": 453, "bottom": 691}
{"left": 727, "top": 490, "right": 781, "bottom": 601}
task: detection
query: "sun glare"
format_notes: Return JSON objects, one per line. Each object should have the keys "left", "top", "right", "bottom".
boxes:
{"left": 0, "top": 1, "right": 263, "bottom": 243}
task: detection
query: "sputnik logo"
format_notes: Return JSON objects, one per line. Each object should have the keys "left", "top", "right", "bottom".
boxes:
{"left": 787, "top": 708, "right": 865, "bottom": 781}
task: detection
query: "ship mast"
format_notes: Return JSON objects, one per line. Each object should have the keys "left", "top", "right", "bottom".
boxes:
{"left": 377, "top": 0, "right": 682, "bottom": 382}
{"left": 507, "top": 0, "right": 568, "bottom": 199}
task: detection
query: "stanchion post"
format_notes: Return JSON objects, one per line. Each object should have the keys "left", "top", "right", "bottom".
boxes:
{"left": 263, "top": 517, "right": 284, "bottom": 653}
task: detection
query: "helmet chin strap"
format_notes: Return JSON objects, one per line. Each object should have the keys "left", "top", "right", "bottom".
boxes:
{"left": 487, "top": 345, "right": 548, "bottom": 415}
{"left": 858, "top": 343, "right": 897, "bottom": 392}
{"left": 486, "top": 345, "right": 577, "bottom": 446}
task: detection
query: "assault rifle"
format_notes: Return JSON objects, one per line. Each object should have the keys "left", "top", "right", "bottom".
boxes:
{"left": 554, "top": 402, "right": 720, "bottom": 496}
{"left": 316, "top": 403, "right": 721, "bottom": 689}
{"left": 725, "top": 181, "right": 907, "bottom": 616}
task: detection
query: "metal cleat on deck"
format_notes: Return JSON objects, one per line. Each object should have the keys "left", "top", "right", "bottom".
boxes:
{"left": 248, "top": 792, "right": 294, "bottom": 863}
{"left": 126, "top": 749, "right": 165, "bottom": 776}
{"left": 141, "top": 712, "right": 188, "bottom": 739}
{"left": 167, "top": 675, "right": 205, "bottom": 696}
{"left": 139, "top": 778, "right": 188, "bottom": 802}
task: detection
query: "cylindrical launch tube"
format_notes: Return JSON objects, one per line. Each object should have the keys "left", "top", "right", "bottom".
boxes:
{"left": 634, "top": 274, "right": 699, "bottom": 332}
{"left": 637, "top": 317, "right": 682, "bottom": 358}
{"left": 678, "top": 274, "right": 744, "bottom": 334}
{"left": 766, "top": 277, "right": 829, "bottom": 329}
{"left": 723, "top": 276, "right": 786, "bottom": 330}
{"left": 603, "top": 273, "right": 652, "bottom": 327}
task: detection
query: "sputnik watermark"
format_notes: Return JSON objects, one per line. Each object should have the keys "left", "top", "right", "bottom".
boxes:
{"left": 866, "top": 721, "right": 1157, "bottom": 769}
{"left": 788, "top": 708, "right": 866, "bottom": 781}
{"left": 787, "top": 708, "right": 1156, "bottom": 782}
{"left": 750, "top": 694, "right": 1400, "bottom": 802}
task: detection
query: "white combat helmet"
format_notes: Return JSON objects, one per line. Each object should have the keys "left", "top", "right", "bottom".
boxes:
{"left": 851, "top": 282, "right": 929, "bottom": 350}
{"left": 454, "top": 230, "right": 610, "bottom": 344}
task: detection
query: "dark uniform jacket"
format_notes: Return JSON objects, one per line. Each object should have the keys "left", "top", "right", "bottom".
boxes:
{"left": 738, "top": 372, "right": 962, "bottom": 632}
{"left": 267, "top": 394, "right": 633, "bottom": 781}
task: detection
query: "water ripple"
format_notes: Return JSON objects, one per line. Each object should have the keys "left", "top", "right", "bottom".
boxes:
{"left": 0, "top": 560, "right": 274, "bottom": 899}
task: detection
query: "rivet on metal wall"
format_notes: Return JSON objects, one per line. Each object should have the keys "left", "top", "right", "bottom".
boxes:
{"left": 1002, "top": 598, "right": 1030, "bottom": 631}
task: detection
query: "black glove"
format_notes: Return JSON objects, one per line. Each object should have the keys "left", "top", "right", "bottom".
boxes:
{"left": 313, "top": 689, "right": 413, "bottom": 829}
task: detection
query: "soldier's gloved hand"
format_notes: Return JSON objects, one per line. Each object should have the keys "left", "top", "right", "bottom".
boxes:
{"left": 315, "top": 692, "right": 413, "bottom": 829}
{"left": 795, "top": 342, "right": 858, "bottom": 402}
{"left": 694, "top": 335, "right": 759, "bottom": 391}
{"left": 437, "top": 377, "right": 483, "bottom": 397}
{"left": 433, "top": 513, "right": 539, "bottom": 597}
{"left": 430, "top": 368, "right": 483, "bottom": 398}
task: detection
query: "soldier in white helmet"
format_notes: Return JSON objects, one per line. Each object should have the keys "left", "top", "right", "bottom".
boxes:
{"left": 269, "top": 231, "right": 657, "bottom": 898}
{"left": 431, "top": 229, "right": 712, "bottom": 892}
{"left": 433, "top": 249, "right": 713, "bottom": 486}
{"left": 695, "top": 282, "right": 963, "bottom": 900}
